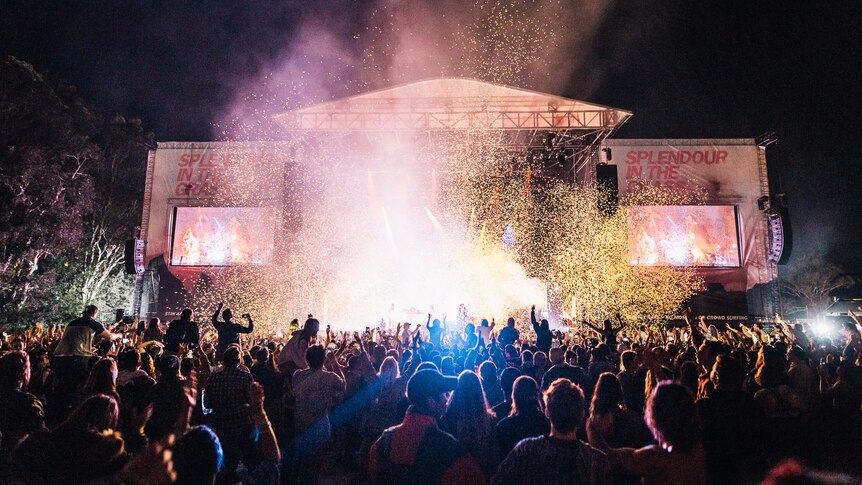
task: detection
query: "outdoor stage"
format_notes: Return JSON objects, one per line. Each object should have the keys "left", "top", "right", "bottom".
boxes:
{"left": 134, "top": 78, "right": 783, "bottom": 330}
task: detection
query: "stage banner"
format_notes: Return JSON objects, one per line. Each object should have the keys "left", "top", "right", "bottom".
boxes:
{"left": 142, "top": 142, "right": 290, "bottom": 266}
{"left": 602, "top": 139, "right": 770, "bottom": 313}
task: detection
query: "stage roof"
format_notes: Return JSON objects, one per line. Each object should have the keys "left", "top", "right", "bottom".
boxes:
{"left": 273, "top": 77, "right": 632, "bottom": 132}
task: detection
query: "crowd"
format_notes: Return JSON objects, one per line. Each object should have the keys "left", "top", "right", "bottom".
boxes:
{"left": 1, "top": 301, "right": 861, "bottom": 484}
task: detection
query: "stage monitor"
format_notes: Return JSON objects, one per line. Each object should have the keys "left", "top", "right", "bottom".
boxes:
{"left": 628, "top": 205, "right": 740, "bottom": 267}
{"left": 170, "top": 207, "right": 277, "bottom": 266}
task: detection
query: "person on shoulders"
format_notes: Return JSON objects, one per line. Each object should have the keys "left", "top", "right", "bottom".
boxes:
{"left": 531, "top": 306, "right": 553, "bottom": 354}
{"left": 164, "top": 308, "right": 199, "bottom": 355}
{"left": 50, "top": 305, "right": 119, "bottom": 424}
{"left": 211, "top": 303, "right": 253, "bottom": 361}
{"left": 278, "top": 315, "right": 319, "bottom": 375}
{"left": 54, "top": 305, "right": 118, "bottom": 358}
{"left": 498, "top": 317, "right": 520, "bottom": 347}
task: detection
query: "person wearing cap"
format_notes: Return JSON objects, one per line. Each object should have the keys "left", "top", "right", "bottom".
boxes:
{"left": 369, "top": 368, "right": 485, "bottom": 484}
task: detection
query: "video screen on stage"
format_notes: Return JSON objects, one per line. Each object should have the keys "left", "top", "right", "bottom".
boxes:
{"left": 170, "top": 207, "right": 276, "bottom": 266}
{"left": 628, "top": 206, "right": 740, "bottom": 267}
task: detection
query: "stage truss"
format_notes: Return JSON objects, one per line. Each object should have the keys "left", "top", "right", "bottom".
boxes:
{"left": 273, "top": 78, "right": 631, "bottom": 183}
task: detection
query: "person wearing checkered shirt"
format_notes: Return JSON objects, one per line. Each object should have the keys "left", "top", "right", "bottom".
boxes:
{"left": 204, "top": 345, "right": 258, "bottom": 480}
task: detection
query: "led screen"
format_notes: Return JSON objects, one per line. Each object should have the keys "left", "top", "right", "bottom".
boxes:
{"left": 628, "top": 206, "right": 740, "bottom": 267}
{"left": 170, "top": 207, "right": 276, "bottom": 266}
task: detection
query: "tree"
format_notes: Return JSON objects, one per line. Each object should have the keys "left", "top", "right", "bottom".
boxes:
{"left": 780, "top": 253, "right": 855, "bottom": 318}
{"left": 0, "top": 56, "right": 98, "bottom": 320}
{"left": 0, "top": 56, "right": 151, "bottom": 323}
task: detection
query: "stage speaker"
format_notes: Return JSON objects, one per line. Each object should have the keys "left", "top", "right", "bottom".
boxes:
{"left": 124, "top": 239, "right": 136, "bottom": 274}
{"left": 596, "top": 163, "right": 619, "bottom": 215}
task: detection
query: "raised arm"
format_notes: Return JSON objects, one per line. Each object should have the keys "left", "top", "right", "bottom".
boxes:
{"left": 531, "top": 305, "right": 539, "bottom": 331}
{"left": 581, "top": 319, "right": 602, "bottom": 333}
{"left": 613, "top": 313, "right": 625, "bottom": 332}
{"left": 249, "top": 382, "right": 281, "bottom": 462}
{"left": 683, "top": 308, "right": 704, "bottom": 348}
{"left": 212, "top": 302, "right": 223, "bottom": 325}
{"left": 237, "top": 313, "right": 254, "bottom": 334}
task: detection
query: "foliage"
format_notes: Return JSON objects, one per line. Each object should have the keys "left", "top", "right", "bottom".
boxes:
{"left": 780, "top": 253, "right": 855, "bottom": 318}
{"left": 0, "top": 56, "right": 150, "bottom": 323}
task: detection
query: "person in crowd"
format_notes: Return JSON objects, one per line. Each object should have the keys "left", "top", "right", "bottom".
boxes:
{"left": 172, "top": 425, "right": 225, "bottom": 485}
{"left": 785, "top": 345, "right": 819, "bottom": 418}
{"left": 495, "top": 376, "right": 550, "bottom": 459}
{"left": 0, "top": 350, "right": 45, "bottom": 475}
{"left": 492, "top": 366, "right": 521, "bottom": 421}
{"left": 591, "top": 381, "right": 707, "bottom": 485}
{"left": 427, "top": 313, "right": 446, "bottom": 349}
{"left": 697, "top": 355, "right": 765, "bottom": 485}
{"left": 250, "top": 347, "right": 284, "bottom": 440}
{"left": 532, "top": 351, "right": 549, "bottom": 382}
{"left": 278, "top": 315, "right": 319, "bottom": 375}
{"left": 479, "top": 360, "right": 504, "bottom": 407}
{"left": 498, "top": 317, "right": 520, "bottom": 347}
{"left": 617, "top": 350, "right": 646, "bottom": 413}
{"left": 478, "top": 318, "right": 495, "bottom": 342}
{"left": 164, "top": 308, "right": 200, "bottom": 356}
{"left": 587, "top": 373, "right": 650, "bottom": 484}
{"left": 492, "top": 378, "right": 609, "bottom": 485}
{"left": 366, "top": 355, "right": 407, "bottom": 443}
{"left": 441, "top": 370, "right": 499, "bottom": 477}
{"left": 542, "top": 345, "right": 590, "bottom": 391}
{"left": 588, "top": 344, "right": 615, "bottom": 382}
{"left": 144, "top": 317, "right": 165, "bottom": 343}
{"left": 292, "top": 344, "right": 346, "bottom": 483}
{"left": 145, "top": 355, "right": 187, "bottom": 441}
{"left": 80, "top": 356, "right": 120, "bottom": 404}
{"left": 583, "top": 317, "right": 625, "bottom": 347}
{"left": 211, "top": 303, "right": 254, "bottom": 361}
{"left": 203, "top": 345, "right": 256, "bottom": 481}
{"left": 754, "top": 362, "right": 802, "bottom": 419}
{"left": 11, "top": 394, "right": 127, "bottom": 484}
{"left": 369, "top": 368, "right": 485, "bottom": 484}
{"left": 530, "top": 305, "right": 553, "bottom": 354}
{"left": 49, "top": 305, "right": 119, "bottom": 424}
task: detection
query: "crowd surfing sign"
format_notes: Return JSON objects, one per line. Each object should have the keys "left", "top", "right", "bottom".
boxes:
{"left": 623, "top": 149, "right": 729, "bottom": 190}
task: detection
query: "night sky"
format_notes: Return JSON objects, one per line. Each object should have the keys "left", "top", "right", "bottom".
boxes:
{"left": 3, "top": 1, "right": 861, "bottom": 274}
